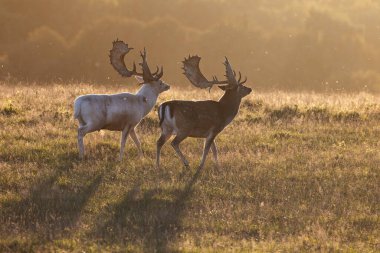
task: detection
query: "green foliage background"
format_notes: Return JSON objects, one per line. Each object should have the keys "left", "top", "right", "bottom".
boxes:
{"left": 1, "top": 0, "right": 380, "bottom": 91}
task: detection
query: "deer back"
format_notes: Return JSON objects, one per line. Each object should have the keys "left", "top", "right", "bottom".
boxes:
{"left": 160, "top": 100, "right": 228, "bottom": 137}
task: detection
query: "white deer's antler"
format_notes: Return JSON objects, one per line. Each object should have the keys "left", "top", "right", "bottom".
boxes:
{"left": 109, "top": 40, "right": 163, "bottom": 82}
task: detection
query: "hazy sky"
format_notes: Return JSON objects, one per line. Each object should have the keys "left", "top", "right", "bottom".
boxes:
{"left": 1, "top": 0, "right": 380, "bottom": 91}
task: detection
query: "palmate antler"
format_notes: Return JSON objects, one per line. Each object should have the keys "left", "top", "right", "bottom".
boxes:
{"left": 109, "top": 39, "right": 163, "bottom": 82}
{"left": 139, "top": 48, "right": 163, "bottom": 82}
{"left": 182, "top": 55, "right": 246, "bottom": 90}
{"left": 224, "top": 57, "right": 247, "bottom": 87}
{"left": 182, "top": 56, "right": 228, "bottom": 89}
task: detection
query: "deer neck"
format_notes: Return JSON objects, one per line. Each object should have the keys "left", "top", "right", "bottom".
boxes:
{"left": 136, "top": 84, "right": 159, "bottom": 116}
{"left": 218, "top": 91, "right": 242, "bottom": 124}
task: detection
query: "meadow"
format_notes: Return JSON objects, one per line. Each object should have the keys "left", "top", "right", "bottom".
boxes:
{"left": 0, "top": 83, "right": 379, "bottom": 252}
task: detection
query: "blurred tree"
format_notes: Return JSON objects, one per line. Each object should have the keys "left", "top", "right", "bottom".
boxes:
{"left": 0, "top": 0, "right": 379, "bottom": 92}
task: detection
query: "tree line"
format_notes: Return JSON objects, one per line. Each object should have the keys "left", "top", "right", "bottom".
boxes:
{"left": 1, "top": 0, "right": 380, "bottom": 92}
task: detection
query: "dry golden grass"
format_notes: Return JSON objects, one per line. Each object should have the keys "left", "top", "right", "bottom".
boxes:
{"left": 0, "top": 83, "right": 379, "bottom": 252}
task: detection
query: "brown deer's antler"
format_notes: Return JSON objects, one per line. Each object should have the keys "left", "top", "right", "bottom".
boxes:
{"left": 109, "top": 39, "right": 163, "bottom": 82}
{"left": 224, "top": 57, "right": 237, "bottom": 87}
{"left": 182, "top": 56, "right": 228, "bottom": 89}
{"left": 183, "top": 55, "right": 246, "bottom": 90}
{"left": 223, "top": 57, "right": 247, "bottom": 87}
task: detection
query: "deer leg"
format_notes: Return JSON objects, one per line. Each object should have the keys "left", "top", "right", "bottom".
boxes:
{"left": 120, "top": 126, "right": 132, "bottom": 161}
{"left": 77, "top": 123, "right": 98, "bottom": 159}
{"left": 211, "top": 140, "right": 219, "bottom": 168}
{"left": 171, "top": 134, "right": 189, "bottom": 168}
{"left": 129, "top": 128, "right": 143, "bottom": 157}
{"left": 77, "top": 127, "right": 86, "bottom": 159}
{"left": 156, "top": 131, "right": 172, "bottom": 169}
{"left": 199, "top": 135, "right": 216, "bottom": 170}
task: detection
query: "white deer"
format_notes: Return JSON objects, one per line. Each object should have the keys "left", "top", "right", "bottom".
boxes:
{"left": 74, "top": 40, "right": 170, "bottom": 160}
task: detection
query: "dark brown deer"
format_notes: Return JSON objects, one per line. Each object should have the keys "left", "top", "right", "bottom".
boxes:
{"left": 156, "top": 55, "right": 251, "bottom": 170}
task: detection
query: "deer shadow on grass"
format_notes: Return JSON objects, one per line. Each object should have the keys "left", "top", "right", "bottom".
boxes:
{"left": 92, "top": 167, "right": 203, "bottom": 252}
{"left": 0, "top": 152, "right": 103, "bottom": 241}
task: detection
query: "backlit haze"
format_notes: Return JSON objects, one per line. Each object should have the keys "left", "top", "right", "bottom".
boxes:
{"left": 1, "top": 0, "right": 380, "bottom": 92}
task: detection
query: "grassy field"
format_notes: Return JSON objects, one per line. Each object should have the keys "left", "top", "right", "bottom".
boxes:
{"left": 0, "top": 83, "right": 379, "bottom": 252}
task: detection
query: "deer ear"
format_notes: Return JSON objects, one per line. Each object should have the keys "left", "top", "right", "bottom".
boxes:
{"left": 218, "top": 85, "right": 228, "bottom": 91}
{"left": 134, "top": 75, "right": 144, "bottom": 83}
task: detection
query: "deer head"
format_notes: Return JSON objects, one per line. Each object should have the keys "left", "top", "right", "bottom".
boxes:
{"left": 109, "top": 39, "right": 170, "bottom": 94}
